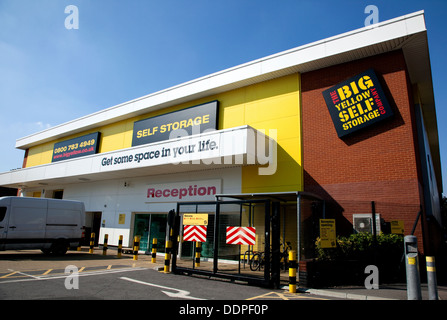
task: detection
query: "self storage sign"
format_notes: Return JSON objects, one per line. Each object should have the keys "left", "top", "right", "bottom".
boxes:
{"left": 322, "top": 69, "right": 393, "bottom": 138}
{"left": 132, "top": 100, "right": 218, "bottom": 146}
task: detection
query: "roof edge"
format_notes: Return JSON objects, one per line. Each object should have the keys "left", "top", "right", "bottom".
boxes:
{"left": 15, "top": 10, "right": 427, "bottom": 150}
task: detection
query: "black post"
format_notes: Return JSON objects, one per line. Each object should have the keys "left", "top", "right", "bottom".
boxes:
{"left": 371, "top": 201, "right": 377, "bottom": 265}
{"left": 171, "top": 205, "right": 180, "bottom": 273}
{"left": 213, "top": 202, "right": 220, "bottom": 274}
{"left": 264, "top": 200, "right": 271, "bottom": 286}
{"left": 371, "top": 201, "right": 377, "bottom": 237}
{"left": 271, "top": 201, "right": 281, "bottom": 289}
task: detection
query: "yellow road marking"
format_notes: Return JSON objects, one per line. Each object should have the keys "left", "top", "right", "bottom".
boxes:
{"left": 0, "top": 271, "right": 18, "bottom": 279}
{"left": 42, "top": 269, "right": 53, "bottom": 276}
{"left": 246, "top": 291, "right": 329, "bottom": 300}
{"left": 1, "top": 265, "right": 129, "bottom": 280}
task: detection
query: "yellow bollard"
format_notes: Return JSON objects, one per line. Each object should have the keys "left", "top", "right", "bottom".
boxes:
{"left": 117, "top": 235, "right": 123, "bottom": 258}
{"left": 289, "top": 250, "right": 297, "bottom": 293}
{"left": 164, "top": 240, "right": 172, "bottom": 273}
{"left": 77, "top": 231, "right": 83, "bottom": 252}
{"left": 133, "top": 236, "right": 140, "bottom": 260}
{"left": 89, "top": 232, "right": 95, "bottom": 254}
{"left": 78, "top": 227, "right": 85, "bottom": 251}
{"left": 195, "top": 242, "right": 202, "bottom": 267}
{"left": 426, "top": 256, "right": 439, "bottom": 300}
{"left": 102, "top": 234, "right": 108, "bottom": 256}
{"left": 151, "top": 238, "right": 157, "bottom": 263}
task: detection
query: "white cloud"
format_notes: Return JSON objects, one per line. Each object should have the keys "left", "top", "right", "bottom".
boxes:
{"left": 35, "top": 121, "right": 52, "bottom": 131}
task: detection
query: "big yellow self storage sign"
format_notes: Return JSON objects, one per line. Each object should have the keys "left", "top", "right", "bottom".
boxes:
{"left": 322, "top": 69, "right": 393, "bottom": 138}
{"left": 132, "top": 100, "right": 218, "bottom": 146}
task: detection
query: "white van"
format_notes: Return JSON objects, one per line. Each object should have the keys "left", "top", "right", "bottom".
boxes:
{"left": 0, "top": 196, "right": 85, "bottom": 255}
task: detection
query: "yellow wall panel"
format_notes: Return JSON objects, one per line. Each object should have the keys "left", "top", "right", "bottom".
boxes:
{"left": 221, "top": 104, "right": 245, "bottom": 128}
{"left": 98, "top": 120, "right": 132, "bottom": 153}
{"left": 241, "top": 159, "right": 301, "bottom": 193}
{"left": 278, "top": 137, "right": 301, "bottom": 161}
{"left": 26, "top": 143, "right": 53, "bottom": 167}
{"left": 239, "top": 74, "right": 302, "bottom": 193}
{"left": 244, "top": 95, "right": 298, "bottom": 125}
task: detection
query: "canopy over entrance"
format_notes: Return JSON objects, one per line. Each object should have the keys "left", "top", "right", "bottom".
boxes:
{"left": 216, "top": 192, "right": 326, "bottom": 264}
{"left": 170, "top": 192, "right": 325, "bottom": 288}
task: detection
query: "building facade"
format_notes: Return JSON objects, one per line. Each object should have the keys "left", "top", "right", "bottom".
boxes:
{"left": 0, "top": 11, "right": 443, "bottom": 269}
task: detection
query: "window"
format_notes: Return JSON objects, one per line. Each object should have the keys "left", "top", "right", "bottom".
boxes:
{"left": 0, "top": 207, "right": 7, "bottom": 222}
{"left": 53, "top": 190, "right": 64, "bottom": 199}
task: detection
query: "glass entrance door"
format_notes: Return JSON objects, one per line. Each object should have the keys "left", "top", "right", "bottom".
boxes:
{"left": 133, "top": 213, "right": 167, "bottom": 252}
{"left": 134, "top": 214, "right": 150, "bottom": 251}
{"left": 149, "top": 214, "right": 167, "bottom": 253}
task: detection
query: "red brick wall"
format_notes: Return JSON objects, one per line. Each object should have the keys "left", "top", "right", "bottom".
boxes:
{"left": 301, "top": 50, "right": 426, "bottom": 251}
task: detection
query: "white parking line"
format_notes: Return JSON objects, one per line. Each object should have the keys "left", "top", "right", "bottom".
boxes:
{"left": 120, "top": 277, "right": 205, "bottom": 300}
{"left": 7, "top": 269, "right": 40, "bottom": 280}
{"left": 0, "top": 267, "right": 148, "bottom": 284}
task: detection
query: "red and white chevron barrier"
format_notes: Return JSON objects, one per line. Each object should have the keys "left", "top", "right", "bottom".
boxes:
{"left": 183, "top": 225, "right": 207, "bottom": 242}
{"left": 226, "top": 226, "right": 256, "bottom": 245}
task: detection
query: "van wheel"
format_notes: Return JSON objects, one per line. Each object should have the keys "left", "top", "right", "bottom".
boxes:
{"left": 51, "top": 241, "right": 68, "bottom": 255}
{"left": 41, "top": 248, "right": 52, "bottom": 255}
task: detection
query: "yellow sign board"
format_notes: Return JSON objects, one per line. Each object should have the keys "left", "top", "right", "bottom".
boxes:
{"left": 391, "top": 220, "right": 404, "bottom": 234}
{"left": 183, "top": 213, "right": 209, "bottom": 226}
{"left": 319, "top": 219, "right": 336, "bottom": 248}
{"left": 118, "top": 214, "right": 126, "bottom": 225}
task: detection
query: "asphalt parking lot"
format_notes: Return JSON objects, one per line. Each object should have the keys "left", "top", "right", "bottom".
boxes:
{"left": 0, "top": 247, "right": 335, "bottom": 303}
{"left": 0, "top": 247, "right": 153, "bottom": 278}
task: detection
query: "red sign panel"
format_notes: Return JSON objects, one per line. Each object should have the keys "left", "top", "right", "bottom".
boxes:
{"left": 183, "top": 225, "right": 207, "bottom": 242}
{"left": 226, "top": 227, "right": 256, "bottom": 245}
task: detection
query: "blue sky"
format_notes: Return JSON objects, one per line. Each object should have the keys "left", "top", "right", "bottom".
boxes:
{"left": 0, "top": 0, "right": 446, "bottom": 195}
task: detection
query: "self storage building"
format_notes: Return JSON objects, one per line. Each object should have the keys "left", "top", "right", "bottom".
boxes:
{"left": 0, "top": 11, "right": 443, "bottom": 284}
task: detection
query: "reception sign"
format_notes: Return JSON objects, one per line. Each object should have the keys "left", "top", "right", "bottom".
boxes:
{"left": 322, "top": 69, "right": 393, "bottom": 138}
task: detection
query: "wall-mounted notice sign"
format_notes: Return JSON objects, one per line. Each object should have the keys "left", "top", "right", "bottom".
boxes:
{"left": 52, "top": 132, "right": 101, "bottom": 162}
{"left": 183, "top": 214, "right": 209, "bottom": 226}
{"left": 390, "top": 220, "right": 404, "bottom": 234}
{"left": 322, "top": 69, "right": 393, "bottom": 138}
{"left": 132, "top": 100, "right": 218, "bottom": 147}
{"left": 319, "top": 219, "right": 336, "bottom": 249}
